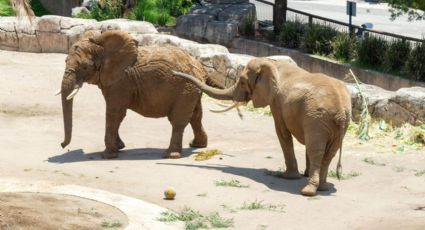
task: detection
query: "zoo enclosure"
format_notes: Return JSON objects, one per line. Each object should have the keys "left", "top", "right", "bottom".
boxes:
{"left": 254, "top": 0, "right": 424, "bottom": 46}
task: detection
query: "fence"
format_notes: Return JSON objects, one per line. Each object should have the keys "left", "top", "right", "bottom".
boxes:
{"left": 253, "top": 0, "right": 424, "bottom": 46}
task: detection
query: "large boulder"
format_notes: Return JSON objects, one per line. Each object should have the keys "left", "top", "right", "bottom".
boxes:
{"left": 0, "top": 17, "right": 19, "bottom": 51}
{"left": 175, "top": 1, "right": 256, "bottom": 46}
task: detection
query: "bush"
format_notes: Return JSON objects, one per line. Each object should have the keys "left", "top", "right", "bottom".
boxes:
{"left": 302, "top": 23, "right": 338, "bottom": 55}
{"left": 278, "top": 18, "right": 306, "bottom": 49}
{"left": 241, "top": 13, "right": 256, "bottom": 36}
{"left": 332, "top": 33, "right": 358, "bottom": 62}
{"left": 0, "top": 0, "right": 13, "bottom": 16}
{"left": 357, "top": 35, "right": 388, "bottom": 66}
{"left": 78, "top": 0, "right": 122, "bottom": 21}
{"left": 406, "top": 42, "right": 425, "bottom": 81}
{"left": 384, "top": 39, "right": 411, "bottom": 72}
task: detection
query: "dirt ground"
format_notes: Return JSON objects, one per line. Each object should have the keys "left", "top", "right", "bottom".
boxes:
{"left": 0, "top": 192, "right": 128, "bottom": 230}
{"left": 0, "top": 50, "right": 424, "bottom": 230}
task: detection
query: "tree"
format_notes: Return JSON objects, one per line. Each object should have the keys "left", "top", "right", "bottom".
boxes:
{"left": 9, "top": 0, "right": 34, "bottom": 21}
{"left": 386, "top": 0, "right": 425, "bottom": 21}
{"left": 273, "top": 0, "right": 287, "bottom": 34}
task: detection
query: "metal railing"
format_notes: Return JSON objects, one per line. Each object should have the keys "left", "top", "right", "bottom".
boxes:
{"left": 254, "top": 0, "right": 424, "bottom": 45}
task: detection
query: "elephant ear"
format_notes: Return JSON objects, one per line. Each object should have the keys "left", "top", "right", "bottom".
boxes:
{"left": 89, "top": 30, "right": 138, "bottom": 88}
{"left": 248, "top": 59, "right": 279, "bottom": 108}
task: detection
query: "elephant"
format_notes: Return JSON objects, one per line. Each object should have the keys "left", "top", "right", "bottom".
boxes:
{"left": 58, "top": 30, "right": 209, "bottom": 159}
{"left": 173, "top": 58, "right": 352, "bottom": 196}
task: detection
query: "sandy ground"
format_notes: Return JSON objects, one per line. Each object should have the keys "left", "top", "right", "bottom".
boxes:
{"left": 0, "top": 50, "right": 424, "bottom": 230}
{"left": 0, "top": 192, "right": 128, "bottom": 230}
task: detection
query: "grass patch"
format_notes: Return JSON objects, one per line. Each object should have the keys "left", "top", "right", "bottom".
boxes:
{"left": 363, "top": 157, "right": 386, "bottom": 166}
{"left": 328, "top": 170, "right": 360, "bottom": 180}
{"left": 0, "top": 0, "right": 13, "bottom": 16}
{"left": 393, "top": 166, "right": 405, "bottom": 172}
{"left": 265, "top": 156, "right": 273, "bottom": 159}
{"left": 194, "top": 149, "right": 221, "bottom": 161}
{"left": 242, "top": 102, "right": 272, "bottom": 116}
{"left": 214, "top": 179, "right": 249, "bottom": 188}
{"left": 158, "top": 207, "right": 233, "bottom": 230}
{"left": 101, "top": 220, "right": 122, "bottom": 228}
{"left": 241, "top": 200, "right": 285, "bottom": 212}
{"left": 196, "top": 193, "right": 207, "bottom": 197}
{"left": 414, "top": 170, "right": 425, "bottom": 177}
{"left": 264, "top": 169, "right": 284, "bottom": 178}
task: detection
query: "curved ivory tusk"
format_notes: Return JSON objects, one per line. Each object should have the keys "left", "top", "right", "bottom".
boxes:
{"left": 66, "top": 88, "right": 79, "bottom": 100}
{"left": 54, "top": 89, "right": 61, "bottom": 96}
{"left": 209, "top": 102, "right": 242, "bottom": 113}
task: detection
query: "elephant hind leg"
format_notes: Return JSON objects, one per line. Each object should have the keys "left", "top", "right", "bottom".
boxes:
{"left": 318, "top": 138, "right": 342, "bottom": 191}
{"left": 189, "top": 100, "right": 208, "bottom": 148}
{"left": 301, "top": 133, "right": 327, "bottom": 196}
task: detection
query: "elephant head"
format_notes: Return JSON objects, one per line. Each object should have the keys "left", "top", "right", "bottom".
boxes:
{"left": 59, "top": 30, "right": 138, "bottom": 148}
{"left": 173, "top": 58, "right": 280, "bottom": 110}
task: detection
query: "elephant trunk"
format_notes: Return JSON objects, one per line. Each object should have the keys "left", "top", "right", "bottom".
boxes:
{"left": 173, "top": 71, "right": 236, "bottom": 101}
{"left": 60, "top": 71, "right": 77, "bottom": 148}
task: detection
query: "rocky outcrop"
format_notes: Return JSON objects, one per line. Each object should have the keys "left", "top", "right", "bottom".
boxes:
{"left": 0, "top": 16, "right": 157, "bottom": 53}
{"left": 175, "top": 0, "right": 256, "bottom": 46}
{"left": 347, "top": 84, "right": 425, "bottom": 126}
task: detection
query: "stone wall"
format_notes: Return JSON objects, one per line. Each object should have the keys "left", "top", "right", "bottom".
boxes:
{"left": 230, "top": 38, "right": 425, "bottom": 91}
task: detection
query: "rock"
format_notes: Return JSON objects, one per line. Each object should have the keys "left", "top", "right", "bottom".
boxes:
{"left": 205, "top": 21, "right": 238, "bottom": 46}
{"left": 18, "top": 34, "right": 41, "bottom": 52}
{"left": 217, "top": 3, "right": 256, "bottom": 32}
{"left": 36, "top": 31, "right": 69, "bottom": 53}
{"left": 0, "top": 17, "right": 18, "bottom": 51}
{"left": 71, "top": 7, "right": 90, "bottom": 18}
{"left": 37, "top": 16, "right": 62, "bottom": 33}
{"left": 61, "top": 17, "right": 96, "bottom": 30}
{"left": 175, "top": 14, "right": 214, "bottom": 42}
{"left": 96, "top": 19, "right": 158, "bottom": 34}
{"left": 392, "top": 87, "right": 425, "bottom": 124}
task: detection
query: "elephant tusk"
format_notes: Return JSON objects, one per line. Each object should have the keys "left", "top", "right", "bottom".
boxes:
{"left": 66, "top": 87, "right": 80, "bottom": 100}
{"left": 54, "top": 89, "right": 61, "bottom": 96}
{"left": 209, "top": 102, "right": 242, "bottom": 113}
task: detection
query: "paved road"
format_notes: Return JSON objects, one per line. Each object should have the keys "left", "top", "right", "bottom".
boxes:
{"left": 252, "top": 0, "right": 425, "bottom": 39}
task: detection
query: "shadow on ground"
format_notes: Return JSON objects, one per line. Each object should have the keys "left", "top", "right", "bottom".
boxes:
{"left": 157, "top": 162, "right": 337, "bottom": 196}
{"left": 47, "top": 147, "right": 199, "bottom": 163}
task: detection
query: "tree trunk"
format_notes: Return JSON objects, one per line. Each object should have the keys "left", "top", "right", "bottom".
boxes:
{"left": 273, "top": 0, "right": 287, "bottom": 34}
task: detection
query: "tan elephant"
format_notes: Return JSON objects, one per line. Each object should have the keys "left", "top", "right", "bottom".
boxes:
{"left": 174, "top": 58, "right": 352, "bottom": 196}
{"left": 59, "top": 30, "right": 209, "bottom": 159}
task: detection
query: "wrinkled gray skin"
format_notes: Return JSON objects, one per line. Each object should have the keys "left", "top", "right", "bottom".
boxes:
{"left": 174, "top": 58, "right": 352, "bottom": 196}
{"left": 60, "top": 30, "right": 208, "bottom": 159}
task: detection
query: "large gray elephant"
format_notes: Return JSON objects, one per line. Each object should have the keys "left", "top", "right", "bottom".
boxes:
{"left": 174, "top": 58, "right": 352, "bottom": 196}
{"left": 59, "top": 30, "right": 208, "bottom": 159}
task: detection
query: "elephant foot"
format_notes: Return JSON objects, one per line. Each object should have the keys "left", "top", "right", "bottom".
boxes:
{"left": 301, "top": 184, "right": 318, "bottom": 196}
{"left": 102, "top": 150, "right": 119, "bottom": 159}
{"left": 318, "top": 182, "right": 331, "bottom": 191}
{"left": 189, "top": 137, "right": 207, "bottom": 148}
{"left": 163, "top": 151, "right": 182, "bottom": 159}
{"left": 282, "top": 171, "right": 302, "bottom": 180}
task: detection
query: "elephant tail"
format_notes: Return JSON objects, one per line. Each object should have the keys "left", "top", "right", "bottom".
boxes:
{"left": 336, "top": 141, "right": 343, "bottom": 180}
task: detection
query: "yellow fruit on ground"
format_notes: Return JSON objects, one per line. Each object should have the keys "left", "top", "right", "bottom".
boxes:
{"left": 164, "top": 187, "right": 176, "bottom": 200}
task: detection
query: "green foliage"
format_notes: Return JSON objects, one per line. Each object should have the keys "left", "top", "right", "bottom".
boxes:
{"left": 101, "top": 220, "right": 122, "bottom": 228}
{"left": 278, "top": 18, "right": 306, "bottom": 49}
{"left": 240, "top": 200, "right": 286, "bottom": 212}
{"left": 78, "top": 0, "right": 122, "bottom": 21}
{"left": 128, "top": 0, "right": 193, "bottom": 26}
{"left": 242, "top": 13, "right": 256, "bottom": 36}
{"left": 406, "top": 41, "right": 425, "bottom": 81}
{"left": 31, "top": 0, "right": 50, "bottom": 16}
{"left": 332, "top": 33, "right": 357, "bottom": 62}
{"left": 363, "top": 157, "right": 386, "bottom": 166}
{"left": 302, "top": 23, "right": 338, "bottom": 55}
{"left": 357, "top": 35, "right": 389, "bottom": 66}
{"left": 328, "top": 170, "right": 361, "bottom": 180}
{"left": 158, "top": 207, "right": 233, "bottom": 230}
{"left": 0, "top": 0, "right": 14, "bottom": 16}
{"left": 386, "top": 0, "right": 425, "bottom": 21}
{"left": 214, "top": 179, "right": 249, "bottom": 188}
{"left": 384, "top": 39, "right": 411, "bottom": 72}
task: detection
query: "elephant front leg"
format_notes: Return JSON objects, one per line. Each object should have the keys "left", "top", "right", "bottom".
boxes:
{"left": 273, "top": 119, "right": 301, "bottom": 179}
{"left": 103, "top": 108, "right": 126, "bottom": 159}
{"left": 163, "top": 122, "right": 187, "bottom": 159}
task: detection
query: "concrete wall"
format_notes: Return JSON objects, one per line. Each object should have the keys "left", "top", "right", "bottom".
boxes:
{"left": 230, "top": 38, "right": 425, "bottom": 91}
{"left": 39, "top": 0, "right": 81, "bottom": 16}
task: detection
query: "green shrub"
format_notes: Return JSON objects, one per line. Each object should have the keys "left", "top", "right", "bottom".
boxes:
{"left": 357, "top": 35, "right": 389, "bottom": 66}
{"left": 278, "top": 18, "right": 306, "bottom": 49}
{"left": 332, "top": 33, "right": 358, "bottom": 62}
{"left": 406, "top": 41, "right": 425, "bottom": 81}
{"left": 0, "top": 0, "right": 13, "bottom": 16}
{"left": 302, "top": 23, "right": 338, "bottom": 55}
{"left": 242, "top": 13, "right": 256, "bottom": 37}
{"left": 384, "top": 39, "right": 411, "bottom": 72}
{"left": 78, "top": 0, "right": 122, "bottom": 21}
{"left": 31, "top": 0, "right": 50, "bottom": 16}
